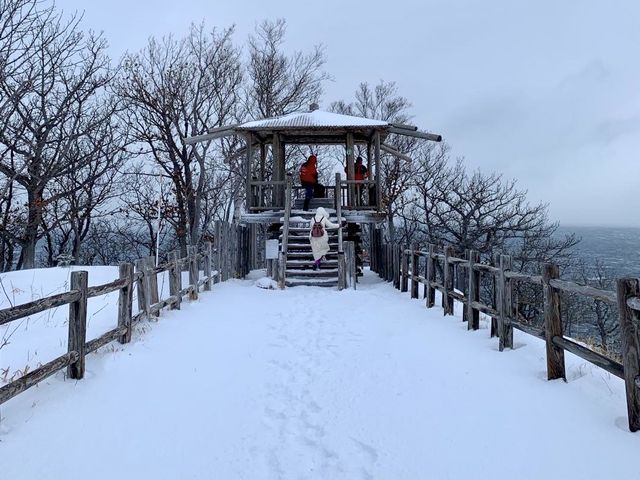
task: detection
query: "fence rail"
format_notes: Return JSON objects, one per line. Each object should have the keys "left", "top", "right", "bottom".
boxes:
{"left": 372, "top": 239, "right": 640, "bottom": 432}
{"left": 0, "top": 224, "right": 259, "bottom": 413}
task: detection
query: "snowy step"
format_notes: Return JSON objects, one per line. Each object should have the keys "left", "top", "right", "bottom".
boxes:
{"left": 283, "top": 226, "right": 341, "bottom": 233}
{"left": 285, "top": 277, "right": 338, "bottom": 288}
{"left": 286, "top": 244, "right": 339, "bottom": 252}
{"left": 293, "top": 198, "right": 335, "bottom": 208}
{"left": 286, "top": 259, "right": 338, "bottom": 267}
{"left": 286, "top": 268, "right": 339, "bottom": 278}
{"left": 286, "top": 251, "right": 338, "bottom": 258}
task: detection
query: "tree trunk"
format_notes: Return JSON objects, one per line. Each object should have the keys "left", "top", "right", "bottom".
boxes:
{"left": 20, "top": 188, "right": 44, "bottom": 269}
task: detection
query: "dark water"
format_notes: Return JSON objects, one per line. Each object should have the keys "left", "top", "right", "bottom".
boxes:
{"left": 557, "top": 226, "right": 640, "bottom": 278}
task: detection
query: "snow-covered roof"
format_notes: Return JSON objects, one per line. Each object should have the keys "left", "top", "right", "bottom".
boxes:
{"left": 236, "top": 110, "right": 390, "bottom": 130}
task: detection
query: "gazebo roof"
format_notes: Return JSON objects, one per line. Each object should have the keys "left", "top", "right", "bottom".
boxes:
{"left": 236, "top": 110, "right": 390, "bottom": 131}
{"left": 185, "top": 107, "right": 441, "bottom": 145}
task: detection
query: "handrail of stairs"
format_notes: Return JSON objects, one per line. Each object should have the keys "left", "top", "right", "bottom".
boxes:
{"left": 335, "top": 173, "right": 347, "bottom": 290}
{"left": 334, "top": 173, "right": 344, "bottom": 254}
{"left": 278, "top": 174, "right": 293, "bottom": 289}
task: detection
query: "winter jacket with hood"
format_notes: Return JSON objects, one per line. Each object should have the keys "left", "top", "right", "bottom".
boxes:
{"left": 308, "top": 207, "right": 340, "bottom": 260}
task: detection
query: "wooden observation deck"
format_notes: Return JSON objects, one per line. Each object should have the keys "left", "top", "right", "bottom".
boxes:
{"left": 186, "top": 105, "right": 441, "bottom": 288}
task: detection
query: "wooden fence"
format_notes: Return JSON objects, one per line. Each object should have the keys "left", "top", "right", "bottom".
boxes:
{"left": 371, "top": 239, "right": 640, "bottom": 432}
{"left": 0, "top": 218, "right": 259, "bottom": 413}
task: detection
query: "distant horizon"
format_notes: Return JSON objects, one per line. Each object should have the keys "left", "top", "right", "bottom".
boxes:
{"left": 557, "top": 223, "right": 640, "bottom": 230}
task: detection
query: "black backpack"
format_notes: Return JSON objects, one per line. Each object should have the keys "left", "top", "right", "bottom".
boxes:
{"left": 311, "top": 216, "right": 324, "bottom": 238}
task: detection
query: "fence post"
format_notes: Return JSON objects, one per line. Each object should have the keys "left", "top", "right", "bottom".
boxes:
{"left": 147, "top": 256, "right": 159, "bottom": 317}
{"left": 67, "top": 271, "right": 88, "bottom": 380}
{"left": 617, "top": 278, "right": 640, "bottom": 432}
{"left": 168, "top": 250, "right": 182, "bottom": 310}
{"left": 188, "top": 245, "right": 199, "bottom": 300}
{"left": 443, "top": 245, "right": 455, "bottom": 315}
{"left": 338, "top": 251, "right": 346, "bottom": 290}
{"left": 393, "top": 245, "right": 400, "bottom": 289}
{"left": 215, "top": 221, "right": 223, "bottom": 282}
{"left": 467, "top": 250, "right": 480, "bottom": 330}
{"left": 542, "top": 263, "right": 565, "bottom": 380}
{"left": 135, "top": 258, "right": 150, "bottom": 318}
{"left": 491, "top": 253, "right": 500, "bottom": 338}
{"left": 278, "top": 251, "right": 286, "bottom": 289}
{"left": 401, "top": 246, "right": 409, "bottom": 293}
{"left": 204, "top": 241, "right": 213, "bottom": 291}
{"left": 118, "top": 263, "right": 134, "bottom": 344}
{"left": 411, "top": 244, "right": 419, "bottom": 299}
{"left": 426, "top": 244, "right": 435, "bottom": 308}
{"left": 498, "top": 254, "right": 514, "bottom": 351}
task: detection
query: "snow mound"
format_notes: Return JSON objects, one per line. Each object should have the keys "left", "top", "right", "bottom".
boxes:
{"left": 255, "top": 277, "right": 278, "bottom": 289}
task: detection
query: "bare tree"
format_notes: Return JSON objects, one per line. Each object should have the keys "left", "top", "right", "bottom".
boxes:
{"left": 332, "top": 81, "right": 416, "bottom": 241}
{"left": 42, "top": 100, "right": 129, "bottom": 265}
{"left": 246, "top": 19, "right": 328, "bottom": 118}
{"left": 0, "top": 4, "right": 115, "bottom": 269}
{"left": 116, "top": 23, "right": 243, "bottom": 255}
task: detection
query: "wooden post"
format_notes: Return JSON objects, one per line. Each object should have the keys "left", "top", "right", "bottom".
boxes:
{"left": 272, "top": 133, "right": 281, "bottom": 207}
{"left": 346, "top": 132, "right": 355, "bottom": 207}
{"left": 245, "top": 133, "right": 254, "bottom": 211}
{"left": 490, "top": 253, "right": 500, "bottom": 338}
{"left": 393, "top": 245, "right": 400, "bottom": 289}
{"left": 338, "top": 251, "right": 346, "bottom": 290}
{"left": 135, "top": 258, "right": 150, "bottom": 318}
{"left": 374, "top": 131, "right": 381, "bottom": 211}
{"left": 188, "top": 245, "right": 198, "bottom": 300}
{"left": 204, "top": 241, "right": 212, "bottom": 291}
{"left": 214, "top": 221, "right": 222, "bottom": 283}
{"left": 272, "top": 249, "right": 279, "bottom": 282}
{"left": 387, "top": 244, "right": 393, "bottom": 282}
{"left": 278, "top": 251, "right": 286, "bottom": 289}
{"left": 400, "top": 246, "right": 409, "bottom": 293}
{"left": 411, "top": 244, "right": 419, "bottom": 299}
{"left": 67, "top": 271, "right": 88, "bottom": 379}
{"left": 147, "top": 256, "right": 159, "bottom": 317}
{"left": 426, "top": 244, "right": 435, "bottom": 308}
{"left": 467, "top": 250, "right": 480, "bottom": 330}
{"left": 542, "top": 263, "right": 565, "bottom": 380}
{"left": 498, "top": 254, "right": 514, "bottom": 351}
{"left": 168, "top": 250, "right": 182, "bottom": 310}
{"left": 118, "top": 263, "right": 134, "bottom": 344}
{"left": 617, "top": 278, "right": 640, "bottom": 432}
{"left": 443, "top": 245, "right": 455, "bottom": 315}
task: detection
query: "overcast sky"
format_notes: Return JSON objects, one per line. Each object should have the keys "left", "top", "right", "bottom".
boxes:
{"left": 56, "top": 0, "right": 640, "bottom": 227}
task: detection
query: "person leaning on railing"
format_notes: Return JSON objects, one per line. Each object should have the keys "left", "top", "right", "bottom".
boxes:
{"left": 344, "top": 156, "right": 369, "bottom": 205}
{"left": 299, "top": 154, "right": 325, "bottom": 211}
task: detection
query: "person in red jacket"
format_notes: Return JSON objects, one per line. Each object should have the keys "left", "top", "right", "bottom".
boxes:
{"left": 344, "top": 156, "right": 369, "bottom": 205}
{"left": 299, "top": 154, "right": 324, "bottom": 210}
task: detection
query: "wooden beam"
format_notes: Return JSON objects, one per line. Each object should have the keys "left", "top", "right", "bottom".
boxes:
{"left": 388, "top": 127, "right": 442, "bottom": 142}
{"left": 184, "top": 126, "right": 236, "bottom": 145}
{"left": 381, "top": 143, "right": 412, "bottom": 162}
{"left": 245, "top": 133, "right": 254, "bottom": 211}
{"left": 374, "top": 131, "right": 381, "bottom": 211}
{"left": 272, "top": 134, "right": 281, "bottom": 207}
{"left": 346, "top": 132, "right": 355, "bottom": 206}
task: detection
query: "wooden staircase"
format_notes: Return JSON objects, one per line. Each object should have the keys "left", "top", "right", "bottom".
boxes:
{"left": 281, "top": 198, "right": 342, "bottom": 287}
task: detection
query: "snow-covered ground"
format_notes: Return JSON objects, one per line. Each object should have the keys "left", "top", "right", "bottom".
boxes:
{"left": 1, "top": 268, "right": 639, "bottom": 479}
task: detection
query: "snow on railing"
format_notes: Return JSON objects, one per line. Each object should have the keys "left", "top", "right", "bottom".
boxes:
{"left": 370, "top": 238, "right": 640, "bottom": 433}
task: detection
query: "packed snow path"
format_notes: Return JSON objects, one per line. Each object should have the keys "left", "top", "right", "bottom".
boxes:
{"left": 1, "top": 270, "right": 639, "bottom": 479}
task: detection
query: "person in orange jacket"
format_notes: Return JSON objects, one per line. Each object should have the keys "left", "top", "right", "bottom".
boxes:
{"left": 344, "top": 156, "right": 369, "bottom": 205}
{"left": 299, "top": 154, "right": 324, "bottom": 210}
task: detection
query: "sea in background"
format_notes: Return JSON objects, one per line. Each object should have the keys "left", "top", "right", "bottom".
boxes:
{"left": 557, "top": 226, "right": 640, "bottom": 278}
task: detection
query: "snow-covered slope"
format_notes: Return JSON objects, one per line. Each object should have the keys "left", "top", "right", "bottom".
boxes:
{"left": 1, "top": 268, "right": 638, "bottom": 479}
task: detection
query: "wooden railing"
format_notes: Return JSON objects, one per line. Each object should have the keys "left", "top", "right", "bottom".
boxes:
{"left": 278, "top": 176, "right": 293, "bottom": 289}
{"left": 0, "top": 220, "right": 258, "bottom": 416}
{"left": 338, "top": 179, "right": 377, "bottom": 210}
{"left": 371, "top": 240, "right": 640, "bottom": 432}
{"left": 248, "top": 180, "right": 287, "bottom": 211}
